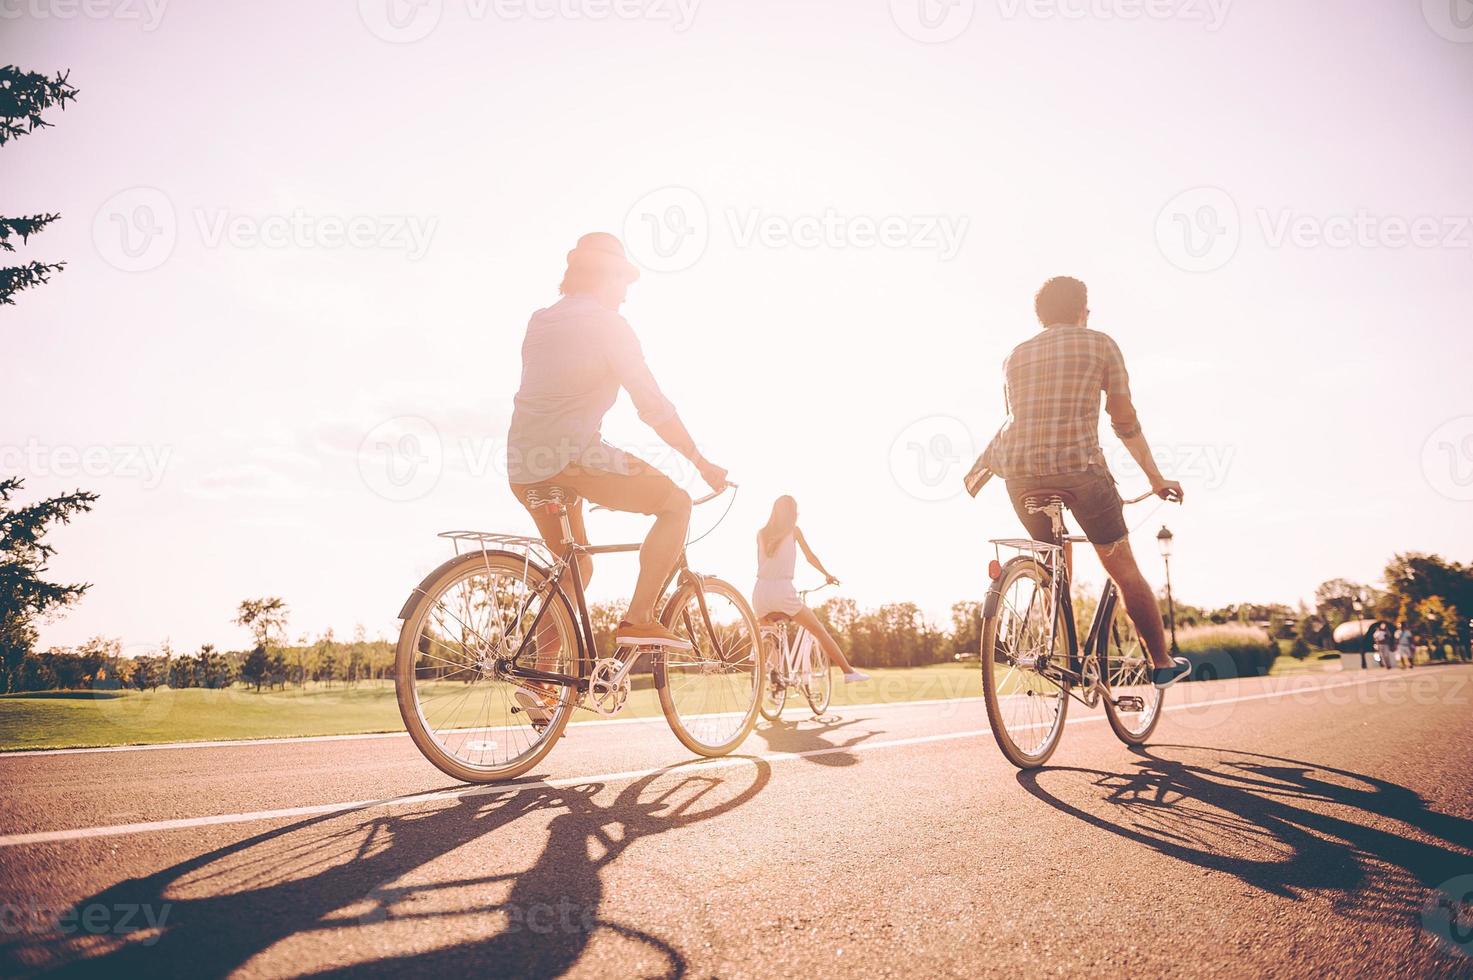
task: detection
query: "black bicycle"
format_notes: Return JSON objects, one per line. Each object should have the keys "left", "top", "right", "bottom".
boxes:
{"left": 394, "top": 484, "right": 761, "bottom": 783}
{"left": 979, "top": 487, "right": 1174, "bottom": 768}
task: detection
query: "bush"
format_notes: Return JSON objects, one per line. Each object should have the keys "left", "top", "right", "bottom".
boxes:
{"left": 1176, "top": 624, "right": 1278, "bottom": 679}
{"left": 1290, "top": 637, "right": 1312, "bottom": 660}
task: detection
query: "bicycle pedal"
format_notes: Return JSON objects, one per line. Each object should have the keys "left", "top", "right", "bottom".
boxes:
{"left": 1114, "top": 696, "right": 1145, "bottom": 712}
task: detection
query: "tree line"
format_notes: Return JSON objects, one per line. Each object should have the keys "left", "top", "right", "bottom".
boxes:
{"left": 5, "top": 550, "right": 1472, "bottom": 696}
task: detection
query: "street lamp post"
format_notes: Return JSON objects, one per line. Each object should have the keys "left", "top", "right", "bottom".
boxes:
{"left": 1156, "top": 526, "right": 1180, "bottom": 658}
{"left": 1352, "top": 593, "right": 1366, "bottom": 669}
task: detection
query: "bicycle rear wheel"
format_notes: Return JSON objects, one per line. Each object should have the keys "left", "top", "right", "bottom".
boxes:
{"left": 758, "top": 630, "right": 787, "bottom": 721}
{"left": 981, "top": 557, "right": 1070, "bottom": 769}
{"left": 395, "top": 551, "right": 578, "bottom": 783}
{"left": 1100, "top": 595, "right": 1164, "bottom": 745}
{"left": 656, "top": 575, "right": 762, "bottom": 756}
{"left": 801, "top": 638, "right": 832, "bottom": 716}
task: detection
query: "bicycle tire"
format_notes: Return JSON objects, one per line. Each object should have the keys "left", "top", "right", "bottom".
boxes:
{"left": 394, "top": 550, "right": 578, "bottom": 783}
{"left": 981, "top": 556, "right": 1070, "bottom": 769}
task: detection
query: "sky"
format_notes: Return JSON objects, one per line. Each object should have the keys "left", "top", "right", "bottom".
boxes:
{"left": 4, "top": 0, "right": 1473, "bottom": 654}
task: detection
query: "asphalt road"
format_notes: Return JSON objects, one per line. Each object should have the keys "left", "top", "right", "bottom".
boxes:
{"left": 2, "top": 665, "right": 1472, "bottom": 978}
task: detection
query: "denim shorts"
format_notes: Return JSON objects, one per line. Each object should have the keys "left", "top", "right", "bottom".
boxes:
{"left": 1005, "top": 464, "right": 1128, "bottom": 547}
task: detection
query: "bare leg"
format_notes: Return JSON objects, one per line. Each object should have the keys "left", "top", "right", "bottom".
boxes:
{"left": 519, "top": 498, "right": 591, "bottom": 693}
{"left": 793, "top": 606, "right": 858, "bottom": 674}
{"left": 626, "top": 489, "right": 692, "bottom": 624}
{"left": 1093, "top": 538, "right": 1173, "bottom": 669}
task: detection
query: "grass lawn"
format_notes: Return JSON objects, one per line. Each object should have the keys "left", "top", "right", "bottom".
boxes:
{"left": 0, "top": 664, "right": 988, "bottom": 752}
{"left": 1268, "top": 652, "right": 1344, "bottom": 676}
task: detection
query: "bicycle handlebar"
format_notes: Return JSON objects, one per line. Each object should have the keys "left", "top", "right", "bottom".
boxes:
{"left": 797, "top": 579, "right": 839, "bottom": 598}
{"left": 1122, "top": 487, "right": 1183, "bottom": 506}
{"left": 691, "top": 481, "right": 738, "bottom": 507}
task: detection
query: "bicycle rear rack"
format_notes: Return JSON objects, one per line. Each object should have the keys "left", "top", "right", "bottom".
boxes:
{"left": 439, "top": 530, "right": 554, "bottom": 562}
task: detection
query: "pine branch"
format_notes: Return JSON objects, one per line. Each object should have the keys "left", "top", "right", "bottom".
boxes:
{"left": 0, "top": 66, "right": 79, "bottom": 147}
{"left": 0, "top": 260, "right": 66, "bottom": 306}
{"left": 0, "top": 214, "right": 61, "bottom": 253}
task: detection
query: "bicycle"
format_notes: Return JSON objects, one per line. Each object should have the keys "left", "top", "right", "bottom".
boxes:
{"left": 757, "top": 582, "right": 838, "bottom": 721}
{"left": 394, "top": 483, "right": 762, "bottom": 783}
{"left": 978, "top": 486, "right": 1176, "bottom": 769}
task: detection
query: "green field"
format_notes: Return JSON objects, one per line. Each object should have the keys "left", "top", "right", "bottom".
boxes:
{"left": 0, "top": 665, "right": 988, "bottom": 752}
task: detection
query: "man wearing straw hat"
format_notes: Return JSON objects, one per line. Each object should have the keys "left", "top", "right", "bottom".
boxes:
{"left": 507, "top": 232, "right": 729, "bottom": 653}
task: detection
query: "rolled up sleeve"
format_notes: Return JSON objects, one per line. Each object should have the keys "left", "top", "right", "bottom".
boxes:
{"left": 1102, "top": 335, "right": 1141, "bottom": 439}
{"left": 604, "top": 316, "right": 679, "bottom": 428}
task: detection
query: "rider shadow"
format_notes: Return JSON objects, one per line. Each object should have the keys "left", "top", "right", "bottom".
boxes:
{"left": 3, "top": 760, "right": 771, "bottom": 980}
{"left": 1016, "top": 744, "right": 1473, "bottom": 918}
{"left": 759, "top": 715, "right": 881, "bottom": 767}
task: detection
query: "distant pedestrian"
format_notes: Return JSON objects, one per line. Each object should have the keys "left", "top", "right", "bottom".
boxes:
{"left": 1396, "top": 626, "right": 1415, "bottom": 670}
{"left": 1373, "top": 625, "right": 1393, "bottom": 670}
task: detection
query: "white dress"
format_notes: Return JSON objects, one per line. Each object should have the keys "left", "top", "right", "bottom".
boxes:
{"left": 752, "top": 532, "right": 803, "bottom": 619}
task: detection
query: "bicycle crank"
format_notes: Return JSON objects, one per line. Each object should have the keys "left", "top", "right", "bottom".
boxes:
{"left": 587, "top": 657, "right": 631, "bottom": 716}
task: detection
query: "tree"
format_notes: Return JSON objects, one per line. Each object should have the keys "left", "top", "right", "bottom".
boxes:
{"left": 1415, "top": 596, "right": 1453, "bottom": 661}
{"left": 948, "top": 601, "right": 981, "bottom": 659}
{"left": 1313, "top": 579, "right": 1373, "bottom": 627}
{"left": 131, "top": 655, "right": 166, "bottom": 691}
{"left": 235, "top": 598, "right": 288, "bottom": 653}
{"left": 168, "top": 654, "right": 196, "bottom": 689}
{"left": 0, "top": 66, "right": 78, "bottom": 306}
{"left": 196, "top": 644, "right": 233, "bottom": 689}
{"left": 0, "top": 478, "right": 98, "bottom": 693}
{"left": 240, "top": 646, "right": 270, "bottom": 691}
{"left": 1296, "top": 613, "right": 1328, "bottom": 650}
{"left": 268, "top": 651, "right": 288, "bottom": 689}
{"left": 77, "top": 635, "right": 119, "bottom": 688}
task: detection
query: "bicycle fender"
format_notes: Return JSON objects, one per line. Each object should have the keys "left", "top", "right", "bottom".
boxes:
{"left": 981, "top": 555, "right": 1043, "bottom": 621}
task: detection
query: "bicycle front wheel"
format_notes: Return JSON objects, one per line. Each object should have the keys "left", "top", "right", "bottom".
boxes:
{"left": 801, "top": 640, "right": 832, "bottom": 716}
{"left": 1100, "top": 595, "right": 1164, "bottom": 745}
{"left": 395, "top": 550, "right": 578, "bottom": 783}
{"left": 981, "top": 557, "right": 1070, "bottom": 769}
{"left": 656, "top": 575, "right": 762, "bottom": 756}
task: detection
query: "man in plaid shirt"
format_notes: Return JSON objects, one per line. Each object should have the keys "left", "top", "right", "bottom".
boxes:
{"left": 981, "top": 276, "right": 1189, "bottom": 687}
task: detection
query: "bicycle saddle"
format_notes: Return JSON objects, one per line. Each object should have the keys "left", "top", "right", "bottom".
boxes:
{"left": 524, "top": 485, "right": 580, "bottom": 510}
{"left": 760, "top": 612, "right": 793, "bottom": 624}
{"left": 1022, "top": 489, "right": 1077, "bottom": 514}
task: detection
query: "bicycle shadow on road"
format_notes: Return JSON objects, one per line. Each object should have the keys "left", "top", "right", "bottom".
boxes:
{"left": 1, "top": 759, "right": 772, "bottom": 980}
{"left": 756, "top": 714, "right": 882, "bottom": 767}
{"left": 1015, "top": 744, "right": 1473, "bottom": 926}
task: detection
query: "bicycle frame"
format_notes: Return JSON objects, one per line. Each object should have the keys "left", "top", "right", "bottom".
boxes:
{"left": 996, "top": 515, "right": 1127, "bottom": 711}
{"left": 763, "top": 621, "right": 819, "bottom": 686}
{"left": 494, "top": 490, "right": 728, "bottom": 700}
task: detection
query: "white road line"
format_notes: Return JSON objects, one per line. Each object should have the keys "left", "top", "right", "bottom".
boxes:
{"left": 0, "top": 667, "right": 1454, "bottom": 849}
{"left": 0, "top": 695, "right": 990, "bottom": 758}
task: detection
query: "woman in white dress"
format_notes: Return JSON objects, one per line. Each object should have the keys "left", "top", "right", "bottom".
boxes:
{"left": 753, "top": 496, "right": 868, "bottom": 683}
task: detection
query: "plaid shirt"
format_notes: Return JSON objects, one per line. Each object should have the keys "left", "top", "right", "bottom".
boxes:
{"left": 981, "top": 324, "right": 1141, "bottom": 478}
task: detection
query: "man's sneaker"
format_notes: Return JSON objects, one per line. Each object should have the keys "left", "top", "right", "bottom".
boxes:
{"left": 514, "top": 688, "right": 556, "bottom": 731}
{"left": 1151, "top": 657, "right": 1192, "bottom": 690}
{"left": 843, "top": 671, "right": 870, "bottom": 683}
{"left": 615, "top": 620, "right": 694, "bottom": 650}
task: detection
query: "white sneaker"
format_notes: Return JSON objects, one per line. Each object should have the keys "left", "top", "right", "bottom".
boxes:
{"left": 843, "top": 671, "right": 870, "bottom": 683}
